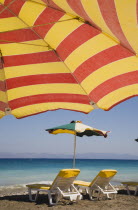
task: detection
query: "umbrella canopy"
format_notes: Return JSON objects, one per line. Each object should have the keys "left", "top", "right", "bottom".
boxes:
{"left": 46, "top": 120, "right": 109, "bottom": 137}
{"left": 135, "top": 138, "right": 138, "bottom": 142}
{"left": 46, "top": 121, "right": 109, "bottom": 168}
{"left": 0, "top": 0, "right": 138, "bottom": 119}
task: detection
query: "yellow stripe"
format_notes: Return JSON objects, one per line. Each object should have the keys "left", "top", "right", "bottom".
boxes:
{"left": 5, "top": 62, "right": 70, "bottom": 79}
{"left": 0, "top": 91, "right": 7, "bottom": 103}
{"left": 28, "top": 0, "right": 46, "bottom": 5}
{"left": 51, "top": 129, "right": 76, "bottom": 135}
{"left": 115, "top": 0, "right": 138, "bottom": 54}
{"left": 45, "top": 15, "right": 83, "bottom": 49}
{"left": 81, "top": 0, "right": 119, "bottom": 43}
{"left": 0, "top": 0, "right": 5, "bottom": 4}
{"left": 0, "top": 40, "right": 49, "bottom": 56}
{"left": 52, "top": 0, "right": 78, "bottom": 16}
{"left": 0, "top": 111, "right": 5, "bottom": 119}
{"left": 97, "top": 84, "right": 138, "bottom": 110}
{"left": 0, "top": 17, "right": 27, "bottom": 32}
{"left": 82, "top": 56, "right": 138, "bottom": 93}
{"left": 19, "top": 1, "right": 46, "bottom": 26}
{"left": 11, "top": 102, "right": 93, "bottom": 118}
{"left": 65, "top": 33, "right": 117, "bottom": 72}
{"left": 7, "top": 84, "right": 86, "bottom": 100}
{"left": 0, "top": 70, "right": 5, "bottom": 81}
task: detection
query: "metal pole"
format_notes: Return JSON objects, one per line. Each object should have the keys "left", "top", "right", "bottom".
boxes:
{"left": 73, "top": 134, "right": 76, "bottom": 168}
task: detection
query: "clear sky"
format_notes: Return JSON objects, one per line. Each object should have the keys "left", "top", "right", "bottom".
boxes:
{"left": 0, "top": 96, "right": 138, "bottom": 158}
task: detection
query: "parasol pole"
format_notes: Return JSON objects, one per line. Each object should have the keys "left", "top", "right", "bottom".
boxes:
{"left": 73, "top": 133, "right": 76, "bottom": 168}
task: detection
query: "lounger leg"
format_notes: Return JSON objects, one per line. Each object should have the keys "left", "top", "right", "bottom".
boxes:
{"left": 134, "top": 186, "right": 138, "bottom": 196}
{"left": 28, "top": 189, "right": 39, "bottom": 201}
{"left": 88, "top": 189, "right": 94, "bottom": 200}
{"left": 48, "top": 192, "right": 59, "bottom": 206}
{"left": 125, "top": 185, "right": 131, "bottom": 195}
{"left": 28, "top": 188, "right": 33, "bottom": 201}
{"left": 85, "top": 187, "right": 89, "bottom": 194}
{"left": 35, "top": 191, "right": 39, "bottom": 201}
{"left": 48, "top": 192, "right": 53, "bottom": 206}
{"left": 106, "top": 193, "right": 112, "bottom": 200}
{"left": 55, "top": 192, "right": 62, "bottom": 203}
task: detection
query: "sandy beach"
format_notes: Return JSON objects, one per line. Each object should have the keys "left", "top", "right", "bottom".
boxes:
{"left": 0, "top": 186, "right": 138, "bottom": 210}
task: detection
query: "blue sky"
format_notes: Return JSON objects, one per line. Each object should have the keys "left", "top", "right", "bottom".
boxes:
{"left": 0, "top": 96, "right": 138, "bottom": 158}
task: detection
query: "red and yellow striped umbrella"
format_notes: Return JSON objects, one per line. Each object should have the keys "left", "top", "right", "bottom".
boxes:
{"left": 0, "top": 0, "right": 138, "bottom": 119}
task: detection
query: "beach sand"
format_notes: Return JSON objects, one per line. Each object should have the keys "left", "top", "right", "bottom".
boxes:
{"left": 0, "top": 186, "right": 138, "bottom": 210}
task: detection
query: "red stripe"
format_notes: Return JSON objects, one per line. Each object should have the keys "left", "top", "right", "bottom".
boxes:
{"left": 7, "top": 0, "right": 25, "bottom": 15}
{"left": 0, "top": 101, "right": 8, "bottom": 112}
{"left": 9, "top": 93, "right": 90, "bottom": 110}
{"left": 0, "top": 81, "right": 6, "bottom": 91}
{"left": 97, "top": 0, "right": 134, "bottom": 53}
{"left": 6, "top": 73, "right": 77, "bottom": 89}
{"left": 74, "top": 45, "right": 133, "bottom": 82}
{"left": 0, "top": 5, "right": 3, "bottom": 12}
{"left": 3, "top": 0, "right": 13, "bottom": 6}
{"left": 56, "top": 24, "right": 100, "bottom": 60}
{"left": 4, "top": 51, "right": 60, "bottom": 67}
{"left": 0, "top": 9, "right": 14, "bottom": 18}
{"left": 33, "top": 25, "right": 52, "bottom": 38}
{"left": 0, "top": 29, "right": 40, "bottom": 44}
{"left": 34, "top": 7, "right": 64, "bottom": 38}
{"left": 89, "top": 71, "right": 138, "bottom": 103}
{"left": 67, "top": 0, "right": 101, "bottom": 30}
{"left": 34, "top": 7, "right": 64, "bottom": 26}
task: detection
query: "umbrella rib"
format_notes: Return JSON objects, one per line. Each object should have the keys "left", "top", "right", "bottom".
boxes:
{"left": 0, "top": 18, "right": 78, "bottom": 34}
{"left": 0, "top": 0, "right": 17, "bottom": 15}
{"left": 0, "top": 40, "right": 49, "bottom": 47}
{"left": 0, "top": 39, "right": 49, "bottom": 48}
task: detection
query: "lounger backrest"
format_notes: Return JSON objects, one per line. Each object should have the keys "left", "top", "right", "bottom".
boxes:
{"left": 50, "top": 169, "right": 80, "bottom": 191}
{"left": 89, "top": 169, "right": 117, "bottom": 189}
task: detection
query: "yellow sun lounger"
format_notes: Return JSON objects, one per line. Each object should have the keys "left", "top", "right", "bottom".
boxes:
{"left": 74, "top": 169, "right": 118, "bottom": 200}
{"left": 26, "top": 169, "right": 82, "bottom": 206}
{"left": 122, "top": 182, "right": 138, "bottom": 195}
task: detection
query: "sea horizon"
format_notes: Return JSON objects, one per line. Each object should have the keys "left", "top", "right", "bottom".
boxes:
{"left": 0, "top": 157, "right": 138, "bottom": 160}
{"left": 0, "top": 151, "right": 138, "bottom": 160}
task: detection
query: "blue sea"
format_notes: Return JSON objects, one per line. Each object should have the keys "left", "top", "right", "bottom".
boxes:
{"left": 0, "top": 159, "right": 138, "bottom": 188}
